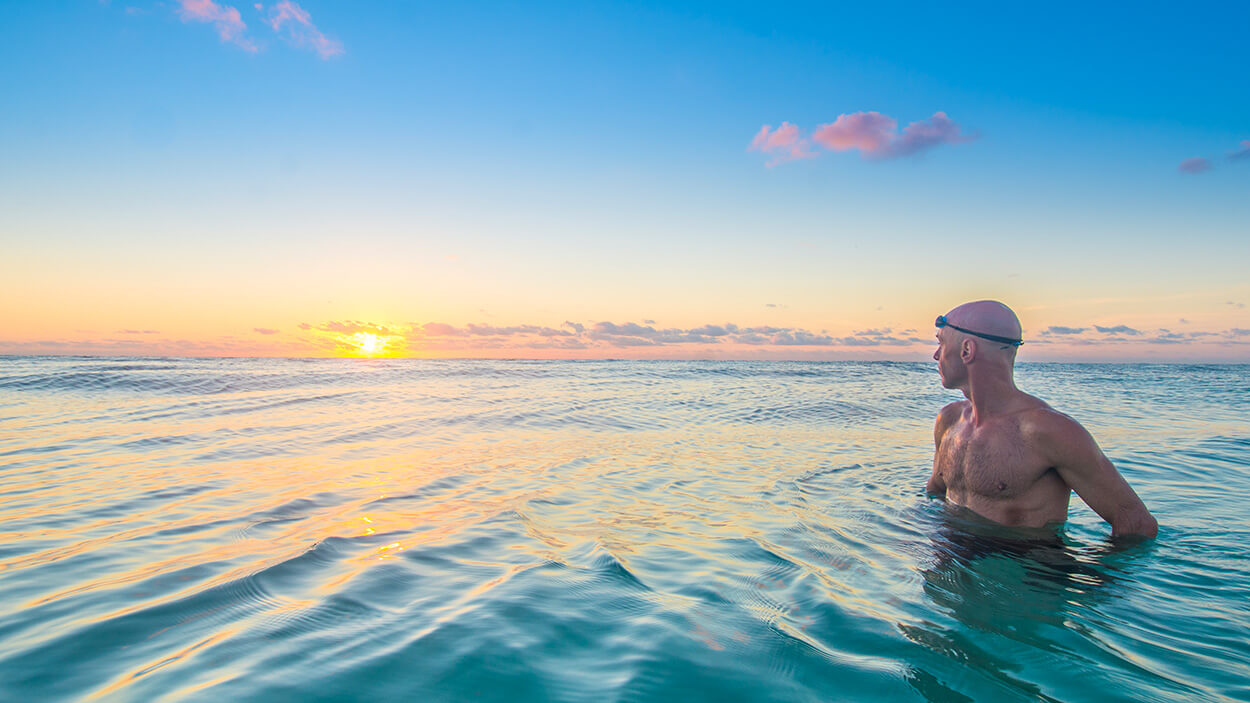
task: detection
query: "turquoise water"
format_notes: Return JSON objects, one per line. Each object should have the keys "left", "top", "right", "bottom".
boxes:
{"left": 1, "top": 358, "right": 1247, "bottom": 701}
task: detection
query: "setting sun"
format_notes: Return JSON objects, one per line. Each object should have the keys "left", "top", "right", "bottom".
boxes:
{"left": 346, "top": 332, "right": 387, "bottom": 356}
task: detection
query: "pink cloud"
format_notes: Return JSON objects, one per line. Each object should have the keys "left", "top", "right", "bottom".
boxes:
{"left": 265, "top": 1, "right": 343, "bottom": 59}
{"left": 177, "top": 0, "right": 257, "bottom": 51}
{"left": 813, "top": 111, "right": 972, "bottom": 159}
{"left": 418, "top": 322, "right": 465, "bottom": 337}
{"left": 750, "top": 122, "right": 799, "bottom": 151}
{"left": 812, "top": 112, "right": 897, "bottom": 154}
{"left": 748, "top": 122, "right": 817, "bottom": 166}
{"left": 1178, "top": 157, "right": 1211, "bottom": 174}
{"left": 754, "top": 111, "right": 973, "bottom": 166}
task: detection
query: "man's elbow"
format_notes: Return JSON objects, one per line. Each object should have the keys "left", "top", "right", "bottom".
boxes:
{"left": 1112, "top": 511, "right": 1158, "bottom": 539}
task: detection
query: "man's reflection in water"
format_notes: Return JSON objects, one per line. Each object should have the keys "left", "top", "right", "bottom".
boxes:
{"left": 899, "top": 506, "right": 1151, "bottom": 702}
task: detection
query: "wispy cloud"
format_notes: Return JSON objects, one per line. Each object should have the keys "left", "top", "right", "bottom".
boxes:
{"left": 1178, "top": 140, "right": 1250, "bottom": 173}
{"left": 166, "top": 1, "right": 343, "bottom": 57}
{"left": 1093, "top": 324, "right": 1141, "bottom": 336}
{"left": 253, "top": 327, "right": 280, "bottom": 335}
{"left": 1044, "top": 326, "right": 1087, "bottom": 335}
{"left": 264, "top": 1, "right": 343, "bottom": 59}
{"left": 300, "top": 320, "right": 400, "bottom": 336}
{"left": 1178, "top": 157, "right": 1211, "bottom": 174}
{"left": 177, "top": 0, "right": 257, "bottom": 51}
{"left": 751, "top": 111, "right": 973, "bottom": 165}
{"left": 748, "top": 122, "right": 816, "bottom": 166}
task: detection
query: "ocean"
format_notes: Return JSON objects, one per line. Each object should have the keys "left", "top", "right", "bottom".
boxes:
{"left": 0, "top": 357, "right": 1247, "bottom": 701}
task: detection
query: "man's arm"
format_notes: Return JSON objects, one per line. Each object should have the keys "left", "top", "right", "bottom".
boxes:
{"left": 926, "top": 403, "right": 960, "bottom": 497}
{"left": 1044, "top": 414, "right": 1158, "bottom": 538}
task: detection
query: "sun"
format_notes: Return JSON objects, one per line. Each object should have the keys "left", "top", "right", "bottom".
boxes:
{"left": 347, "top": 332, "right": 388, "bottom": 356}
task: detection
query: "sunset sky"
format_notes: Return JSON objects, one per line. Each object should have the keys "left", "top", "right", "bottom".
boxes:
{"left": 2, "top": 1, "right": 1247, "bottom": 361}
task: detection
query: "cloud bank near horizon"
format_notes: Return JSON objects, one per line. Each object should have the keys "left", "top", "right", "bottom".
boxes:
{"left": 5, "top": 317, "right": 1250, "bottom": 359}
{"left": 277, "top": 318, "right": 1250, "bottom": 357}
{"left": 293, "top": 319, "right": 929, "bottom": 354}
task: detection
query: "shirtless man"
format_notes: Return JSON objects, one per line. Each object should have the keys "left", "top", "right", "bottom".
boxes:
{"left": 927, "top": 300, "right": 1158, "bottom": 538}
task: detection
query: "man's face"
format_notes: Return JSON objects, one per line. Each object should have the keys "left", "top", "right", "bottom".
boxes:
{"left": 933, "top": 328, "right": 965, "bottom": 389}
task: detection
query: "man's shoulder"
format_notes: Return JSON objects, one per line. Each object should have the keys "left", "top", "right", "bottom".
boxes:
{"left": 934, "top": 400, "right": 969, "bottom": 439}
{"left": 936, "top": 400, "right": 969, "bottom": 424}
{"left": 1016, "top": 398, "right": 1095, "bottom": 452}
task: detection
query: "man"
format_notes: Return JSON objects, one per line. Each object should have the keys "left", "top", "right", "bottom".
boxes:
{"left": 927, "top": 300, "right": 1157, "bottom": 538}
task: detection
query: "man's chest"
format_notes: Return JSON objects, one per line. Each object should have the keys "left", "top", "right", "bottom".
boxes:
{"left": 937, "top": 422, "right": 1050, "bottom": 498}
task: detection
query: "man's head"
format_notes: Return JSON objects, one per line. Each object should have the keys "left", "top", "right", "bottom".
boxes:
{"left": 933, "top": 300, "right": 1022, "bottom": 390}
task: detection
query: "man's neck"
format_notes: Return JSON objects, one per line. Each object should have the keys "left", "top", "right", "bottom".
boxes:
{"left": 963, "top": 369, "right": 1019, "bottom": 424}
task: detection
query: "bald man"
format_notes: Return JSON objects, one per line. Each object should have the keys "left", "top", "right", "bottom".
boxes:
{"left": 927, "top": 301, "right": 1158, "bottom": 538}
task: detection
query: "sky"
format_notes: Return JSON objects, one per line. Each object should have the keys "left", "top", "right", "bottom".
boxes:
{"left": 1, "top": 0, "right": 1248, "bottom": 361}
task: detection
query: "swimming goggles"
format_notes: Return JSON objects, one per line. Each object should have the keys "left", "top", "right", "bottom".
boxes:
{"left": 935, "top": 315, "right": 1023, "bottom": 346}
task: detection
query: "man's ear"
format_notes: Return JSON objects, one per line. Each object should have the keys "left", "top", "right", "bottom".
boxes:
{"left": 960, "top": 338, "right": 975, "bottom": 363}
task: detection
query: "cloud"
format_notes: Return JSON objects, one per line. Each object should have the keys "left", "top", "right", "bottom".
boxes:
{"left": 117, "top": 329, "right": 160, "bottom": 335}
{"left": 891, "top": 112, "right": 973, "bottom": 157}
{"left": 253, "top": 327, "right": 280, "bottom": 335}
{"left": 1044, "top": 326, "right": 1088, "bottom": 335}
{"left": 811, "top": 111, "right": 973, "bottom": 160}
{"left": 304, "top": 320, "right": 398, "bottom": 335}
{"left": 463, "top": 323, "right": 574, "bottom": 337}
{"left": 689, "top": 324, "right": 737, "bottom": 337}
{"left": 754, "top": 330, "right": 836, "bottom": 346}
{"left": 264, "top": 1, "right": 343, "bottom": 58}
{"left": 1178, "top": 157, "right": 1211, "bottom": 174}
{"left": 1148, "top": 332, "right": 1188, "bottom": 344}
{"left": 748, "top": 122, "right": 817, "bottom": 166}
{"left": 1093, "top": 325, "right": 1141, "bottom": 336}
{"left": 416, "top": 322, "right": 465, "bottom": 337}
{"left": 177, "top": 0, "right": 257, "bottom": 51}
{"left": 811, "top": 112, "right": 897, "bottom": 154}
{"left": 1229, "top": 140, "right": 1250, "bottom": 162}
{"left": 1226, "top": 301, "right": 1246, "bottom": 309}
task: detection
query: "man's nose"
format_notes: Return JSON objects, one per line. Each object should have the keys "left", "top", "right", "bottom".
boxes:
{"left": 932, "top": 348, "right": 939, "bottom": 361}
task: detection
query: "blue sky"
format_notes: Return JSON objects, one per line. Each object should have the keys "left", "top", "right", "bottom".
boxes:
{"left": 1, "top": 1, "right": 1247, "bottom": 359}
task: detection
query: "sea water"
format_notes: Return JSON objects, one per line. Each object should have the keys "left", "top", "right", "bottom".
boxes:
{"left": 0, "top": 357, "right": 1247, "bottom": 701}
